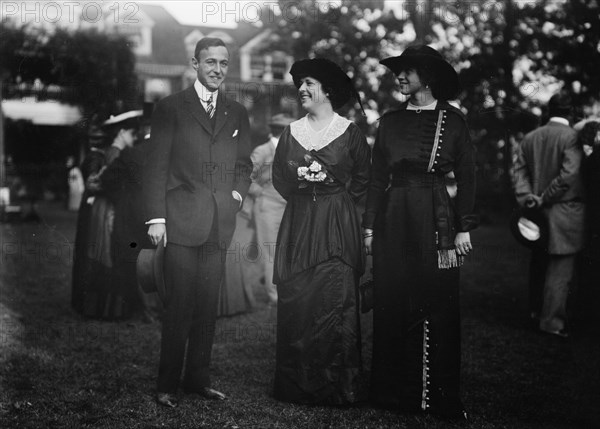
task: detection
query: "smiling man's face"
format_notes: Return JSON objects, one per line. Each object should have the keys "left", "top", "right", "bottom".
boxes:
{"left": 193, "top": 45, "right": 229, "bottom": 91}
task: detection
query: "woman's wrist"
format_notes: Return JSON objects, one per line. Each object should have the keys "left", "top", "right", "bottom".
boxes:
{"left": 362, "top": 228, "right": 374, "bottom": 238}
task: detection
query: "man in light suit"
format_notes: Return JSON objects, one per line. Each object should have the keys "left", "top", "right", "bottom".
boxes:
{"left": 513, "top": 92, "right": 586, "bottom": 338}
{"left": 248, "top": 113, "right": 294, "bottom": 305}
{"left": 143, "top": 37, "right": 252, "bottom": 407}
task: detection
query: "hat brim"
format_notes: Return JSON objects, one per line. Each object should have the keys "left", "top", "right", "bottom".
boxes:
{"left": 509, "top": 208, "right": 548, "bottom": 249}
{"left": 136, "top": 238, "right": 166, "bottom": 302}
{"left": 380, "top": 54, "right": 460, "bottom": 99}
{"left": 103, "top": 110, "right": 144, "bottom": 126}
{"left": 290, "top": 58, "right": 355, "bottom": 110}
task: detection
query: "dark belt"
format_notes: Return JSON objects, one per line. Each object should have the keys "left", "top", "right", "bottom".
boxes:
{"left": 295, "top": 184, "right": 346, "bottom": 196}
{"left": 391, "top": 171, "right": 443, "bottom": 188}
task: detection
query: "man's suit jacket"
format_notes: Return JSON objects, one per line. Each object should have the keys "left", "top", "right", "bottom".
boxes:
{"left": 513, "top": 121, "right": 586, "bottom": 254}
{"left": 143, "top": 86, "right": 253, "bottom": 248}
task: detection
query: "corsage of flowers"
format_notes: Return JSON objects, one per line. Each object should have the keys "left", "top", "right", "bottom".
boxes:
{"left": 289, "top": 154, "right": 333, "bottom": 201}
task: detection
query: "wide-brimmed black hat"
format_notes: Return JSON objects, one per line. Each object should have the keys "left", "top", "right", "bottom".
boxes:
{"left": 380, "top": 45, "right": 461, "bottom": 100}
{"left": 509, "top": 208, "right": 548, "bottom": 250}
{"left": 289, "top": 58, "right": 364, "bottom": 112}
{"left": 136, "top": 239, "right": 166, "bottom": 302}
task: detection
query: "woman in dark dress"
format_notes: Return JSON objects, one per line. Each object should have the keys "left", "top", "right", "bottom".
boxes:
{"left": 72, "top": 124, "right": 108, "bottom": 314}
{"left": 83, "top": 111, "right": 141, "bottom": 319}
{"left": 272, "top": 58, "right": 371, "bottom": 405}
{"left": 362, "top": 45, "right": 478, "bottom": 421}
{"left": 98, "top": 111, "right": 160, "bottom": 322}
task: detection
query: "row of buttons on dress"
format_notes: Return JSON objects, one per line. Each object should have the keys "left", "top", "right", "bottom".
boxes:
{"left": 421, "top": 318, "right": 431, "bottom": 410}
{"left": 430, "top": 112, "right": 447, "bottom": 174}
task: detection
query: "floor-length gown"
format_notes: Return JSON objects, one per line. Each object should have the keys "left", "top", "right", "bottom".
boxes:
{"left": 362, "top": 101, "right": 478, "bottom": 415}
{"left": 272, "top": 113, "right": 371, "bottom": 404}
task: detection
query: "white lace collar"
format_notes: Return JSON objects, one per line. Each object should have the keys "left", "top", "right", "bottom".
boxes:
{"left": 290, "top": 113, "right": 352, "bottom": 151}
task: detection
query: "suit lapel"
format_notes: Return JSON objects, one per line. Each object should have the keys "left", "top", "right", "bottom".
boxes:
{"left": 184, "top": 86, "right": 212, "bottom": 134}
{"left": 213, "top": 92, "right": 230, "bottom": 138}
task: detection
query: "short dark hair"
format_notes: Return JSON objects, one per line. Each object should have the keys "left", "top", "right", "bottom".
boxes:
{"left": 548, "top": 92, "right": 573, "bottom": 118}
{"left": 194, "top": 37, "right": 228, "bottom": 59}
{"left": 577, "top": 121, "right": 600, "bottom": 147}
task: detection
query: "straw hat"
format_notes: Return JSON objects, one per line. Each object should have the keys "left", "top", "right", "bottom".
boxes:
{"left": 509, "top": 208, "right": 548, "bottom": 249}
{"left": 103, "top": 110, "right": 144, "bottom": 126}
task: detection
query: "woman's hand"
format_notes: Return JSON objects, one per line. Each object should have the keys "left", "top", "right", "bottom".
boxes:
{"left": 454, "top": 231, "right": 471, "bottom": 256}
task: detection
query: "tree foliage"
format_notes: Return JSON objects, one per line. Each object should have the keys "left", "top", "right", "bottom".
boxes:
{"left": 267, "top": 0, "right": 600, "bottom": 207}
{"left": 0, "top": 21, "right": 138, "bottom": 120}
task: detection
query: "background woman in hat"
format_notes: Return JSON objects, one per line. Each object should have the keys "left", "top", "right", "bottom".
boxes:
{"left": 362, "top": 45, "right": 478, "bottom": 421}
{"left": 82, "top": 110, "right": 143, "bottom": 320}
{"left": 97, "top": 108, "right": 161, "bottom": 322}
{"left": 71, "top": 120, "right": 109, "bottom": 314}
{"left": 271, "top": 58, "right": 371, "bottom": 404}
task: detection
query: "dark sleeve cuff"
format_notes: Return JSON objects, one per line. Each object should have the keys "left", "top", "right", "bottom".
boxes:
{"left": 458, "top": 214, "right": 479, "bottom": 232}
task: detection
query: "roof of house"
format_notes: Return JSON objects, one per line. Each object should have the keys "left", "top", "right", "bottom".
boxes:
{"left": 137, "top": 4, "right": 187, "bottom": 65}
{"left": 180, "top": 21, "right": 266, "bottom": 50}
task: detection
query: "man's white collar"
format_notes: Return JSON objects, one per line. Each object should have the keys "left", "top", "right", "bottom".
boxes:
{"left": 194, "top": 80, "right": 218, "bottom": 102}
{"left": 549, "top": 117, "right": 569, "bottom": 126}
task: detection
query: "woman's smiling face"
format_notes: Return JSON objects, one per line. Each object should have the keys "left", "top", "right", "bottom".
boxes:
{"left": 297, "top": 76, "right": 330, "bottom": 111}
{"left": 396, "top": 68, "right": 424, "bottom": 96}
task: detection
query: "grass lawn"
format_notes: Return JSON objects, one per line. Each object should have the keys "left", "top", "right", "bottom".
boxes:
{"left": 1, "top": 202, "right": 599, "bottom": 428}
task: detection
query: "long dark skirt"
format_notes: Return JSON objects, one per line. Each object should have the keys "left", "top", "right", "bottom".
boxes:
{"left": 274, "top": 258, "right": 364, "bottom": 405}
{"left": 371, "top": 178, "right": 463, "bottom": 413}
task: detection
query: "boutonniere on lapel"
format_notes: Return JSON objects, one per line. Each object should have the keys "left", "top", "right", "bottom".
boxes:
{"left": 232, "top": 129, "right": 238, "bottom": 138}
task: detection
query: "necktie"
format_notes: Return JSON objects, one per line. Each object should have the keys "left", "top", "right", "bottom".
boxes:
{"left": 205, "top": 94, "right": 215, "bottom": 118}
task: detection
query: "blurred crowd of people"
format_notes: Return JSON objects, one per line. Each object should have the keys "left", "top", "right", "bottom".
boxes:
{"left": 71, "top": 105, "right": 160, "bottom": 322}
{"left": 512, "top": 92, "right": 600, "bottom": 338}
{"left": 70, "top": 104, "right": 292, "bottom": 322}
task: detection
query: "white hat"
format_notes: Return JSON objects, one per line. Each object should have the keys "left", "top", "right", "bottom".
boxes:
{"left": 103, "top": 110, "right": 143, "bottom": 126}
{"left": 517, "top": 217, "right": 541, "bottom": 242}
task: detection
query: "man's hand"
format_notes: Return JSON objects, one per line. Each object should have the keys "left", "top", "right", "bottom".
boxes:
{"left": 364, "top": 235, "right": 373, "bottom": 255}
{"left": 148, "top": 223, "right": 166, "bottom": 247}
{"left": 454, "top": 232, "right": 472, "bottom": 256}
{"left": 525, "top": 194, "right": 543, "bottom": 209}
{"left": 363, "top": 228, "right": 374, "bottom": 255}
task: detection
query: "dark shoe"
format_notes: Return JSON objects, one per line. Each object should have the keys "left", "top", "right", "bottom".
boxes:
{"left": 156, "top": 392, "right": 177, "bottom": 408}
{"left": 186, "top": 387, "right": 227, "bottom": 400}
{"left": 427, "top": 395, "right": 468, "bottom": 423}
{"left": 429, "top": 406, "right": 468, "bottom": 422}
{"left": 540, "top": 327, "right": 569, "bottom": 338}
{"left": 200, "top": 387, "right": 227, "bottom": 400}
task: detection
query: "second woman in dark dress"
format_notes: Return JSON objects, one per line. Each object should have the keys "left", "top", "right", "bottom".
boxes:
{"left": 272, "top": 58, "right": 371, "bottom": 405}
{"left": 363, "top": 45, "right": 478, "bottom": 421}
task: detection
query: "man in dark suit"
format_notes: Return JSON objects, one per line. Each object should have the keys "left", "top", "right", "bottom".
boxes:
{"left": 513, "top": 92, "right": 586, "bottom": 338}
{"left": 142, "top": 37, "right": 252, "bottom": 407}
